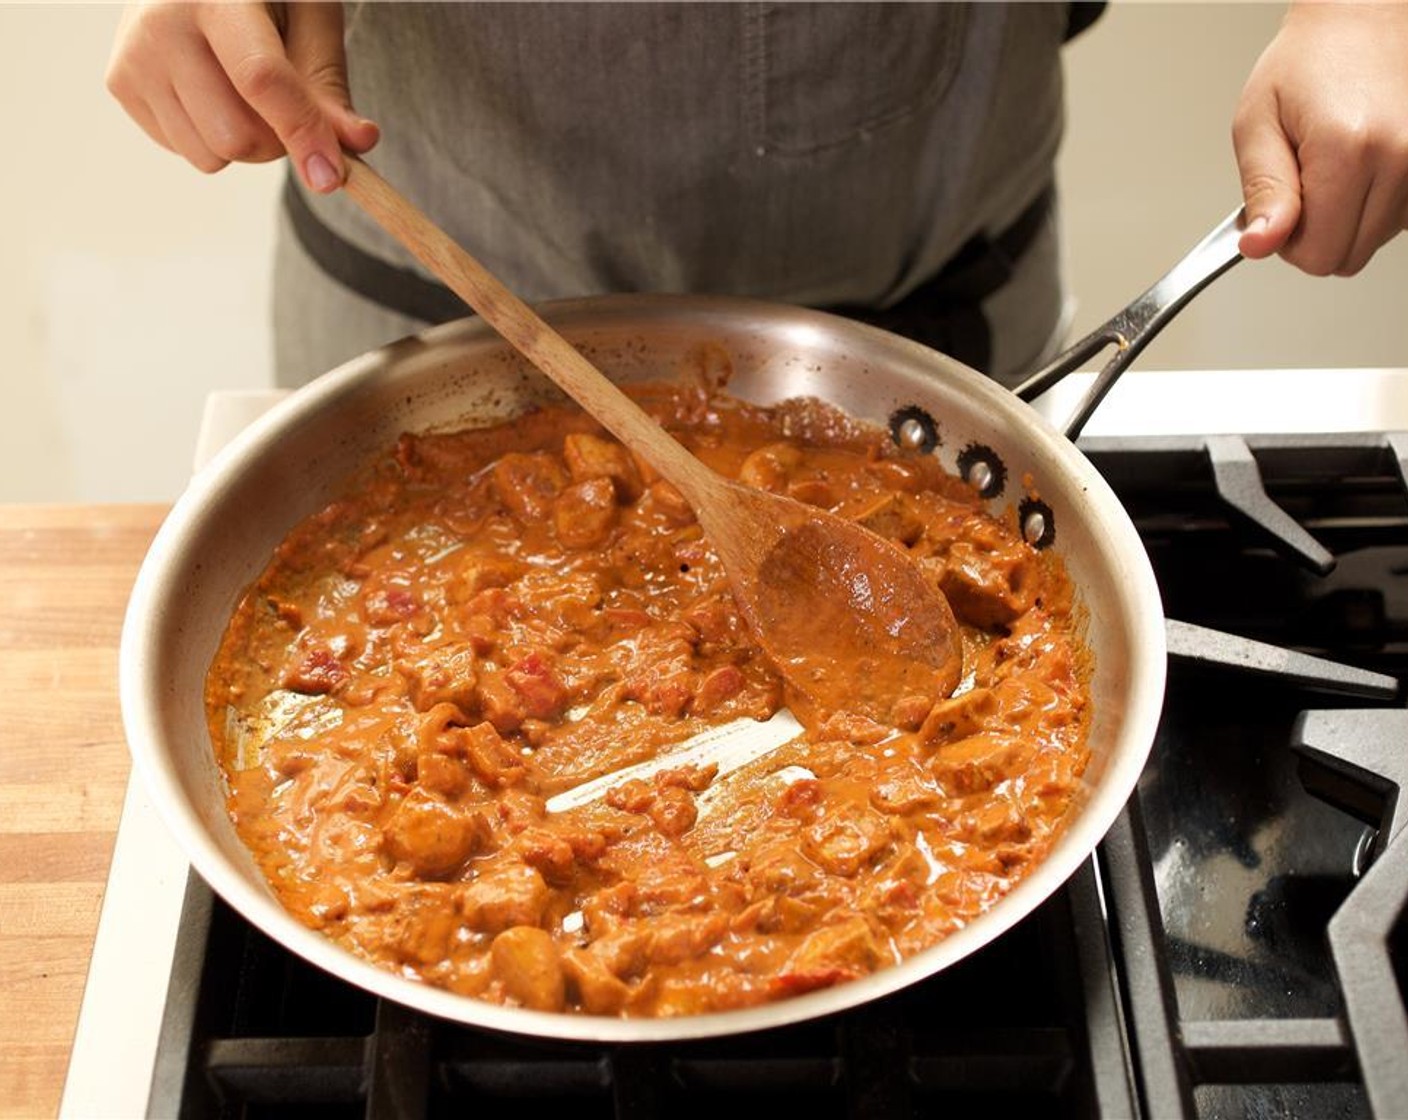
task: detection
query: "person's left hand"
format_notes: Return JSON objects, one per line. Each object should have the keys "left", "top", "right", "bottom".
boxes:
{"left": 1233, "top": 1, "right": 1408, "bottom": 275}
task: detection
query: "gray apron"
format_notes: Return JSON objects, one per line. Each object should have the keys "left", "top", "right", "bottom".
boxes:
{"left": 274, "top": 2, "right": 1077, "bottom": 388}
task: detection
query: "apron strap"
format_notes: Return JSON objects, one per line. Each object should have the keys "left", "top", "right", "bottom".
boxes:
{"left": 825, "top": 183, "right": 1055, "bottom": 373}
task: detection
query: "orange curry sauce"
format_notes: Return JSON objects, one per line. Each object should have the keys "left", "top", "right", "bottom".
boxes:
{"left": 207, "top": 386, "right": 1091, "bottom": 1017}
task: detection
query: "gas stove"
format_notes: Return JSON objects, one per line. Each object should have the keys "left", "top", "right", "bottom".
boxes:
{"left": 62, "top": 370, "right": 1408, "bottom": 1118}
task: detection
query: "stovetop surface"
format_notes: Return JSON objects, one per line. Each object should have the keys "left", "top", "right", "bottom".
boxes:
{"left": 62, "top": 377, "right": 1408, "bottom": 1119}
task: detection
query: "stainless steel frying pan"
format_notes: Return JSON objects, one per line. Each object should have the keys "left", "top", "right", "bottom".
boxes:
{"left": 120, "top": 209, "right": 1244, "bottom": 1041}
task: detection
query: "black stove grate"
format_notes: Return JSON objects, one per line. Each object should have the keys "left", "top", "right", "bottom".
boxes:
{"left": 148, "top": 433, "right": 1408, "bottom": 1119}
{"left": 151, "top": 859, "right": 1131, "bottom": 1118}
{"left": 1083, "top": 432, "right": 1408, "bottom": 1120}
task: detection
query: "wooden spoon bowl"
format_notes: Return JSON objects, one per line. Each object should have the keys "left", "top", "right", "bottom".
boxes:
{"left": 340, "top": 157, "right": 963, "bottom": 724}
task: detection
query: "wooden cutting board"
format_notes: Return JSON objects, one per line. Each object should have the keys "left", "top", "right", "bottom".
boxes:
{"left": 0, "top": 503, "right": 166, "bottom": 1120}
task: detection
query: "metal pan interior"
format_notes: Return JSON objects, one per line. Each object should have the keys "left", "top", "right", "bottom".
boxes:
{"left": 120, "top": 293, "right": 1165, "bottom": 1041}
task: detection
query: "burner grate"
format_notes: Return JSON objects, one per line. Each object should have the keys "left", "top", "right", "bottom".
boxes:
{"left": 1082, "top": 432, "right": 1408, "bottom": 1119}
{"left": 151, "top": 862, "right": 1131, "bottom": 1119}
{"left": 1294, "top": 708, "right": 1408, "bottom": 1119}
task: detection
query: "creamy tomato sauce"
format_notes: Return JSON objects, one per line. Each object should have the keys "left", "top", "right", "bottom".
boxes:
{"left": 207, "top": 386, "right": 1091, "bottom": 1017}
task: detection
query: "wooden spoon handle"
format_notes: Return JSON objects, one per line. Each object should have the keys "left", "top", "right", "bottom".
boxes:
{"left": 341, "top": 157, "right": 717, "bottom": 500}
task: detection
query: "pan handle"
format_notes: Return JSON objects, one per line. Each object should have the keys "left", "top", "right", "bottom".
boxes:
{"left": 1014, "top": 207, "right": 1246, "bottom": 440}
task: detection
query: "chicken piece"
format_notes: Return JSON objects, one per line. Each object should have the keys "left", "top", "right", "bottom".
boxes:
{"left": 586, "top": 925, "right": 651, "bottom": 980}
{"left": 458, "top": 863, "right": 550, "bottom": 933}
{"left": 389, "top": 889, "right": 461, "bottom": 966}
{"left": 516, "top": 829, "right": 576, "bottom": 885}
{"left": 853, "top": 492, "right": 926, "bottom": 546}
{"left": 581, "top": 880, "right": 637, "bottom": 937}
{"left": 554, "top": 477, "right": 619, "bottom": 550}
{"left": 456, "top": 720, "right": 526, "bottom": 788}
{"left": 460, "top": 586, "right": 523, "bottom": 629}
{"left": 604, "top": 778, "right": 655, "bottom": 815}
{"left": 891, "top": 692, "right": 936, "bottom": 731}
{"left": 621, "top": 655, "right": 698, "bottom": 718}
{"left": 786, "top": 915, "right": 884, "bottom": 976}
{"left": 562, "top": 431, "right": 643, "bottom": 501}
{"left": 491, "top": 451, "right": 568, "bottom": 523}
{"left": 929, "top": 732, "right": 1034, "bottom": 796}
{"left": 648, "top": 785, "right": 698, "bottom": 839}
{"left": 654, "top": 765, "right": 717, "bottom": 792}
{"left": 631, "top": 852, "right": 711, "bottom": 914}
{"left": 305, "top": 883, "right": 349, "bottom": 927}
{"left": 382, "top": 788, "right": 491, "bottom": 879}
{"left": 640, "top": 480, "right": 695, "bottom": 526}
{"left": 396, "top": 643, "right": 478, "bottom": 713}
{"left": 644, "top": 910, "right": 728, "bottom": 966}
{"left": 478, "top": 652, "right": 570, "bottom": 732}
{"left": 562, "top": 946, "right": 632, "bottom": 1015}
{"left": 769, "top": 915, "right": 885, "bottom": 998}
{"left": 965, "top": 798, "right": 1033, "bottom": 846}
{"left": 505, "top": 652, "right": 570, "bottom": 721}
{"left": 514, "top": 825, "right": 605, "bottom": 886}
{"left": 991, "top": 676, "right": 1074, "bottom": 732}
{"left": 776, "top": 776, "right": 823, "bottom": 821}
{"left": 800, "top": 812, "right": 892, "bottom": 878}
{"left": 863, "top": 456, "right": 934, "bottom": 494}
{"left": 738, "top": 442, "right": 803, "bottom": 492}
{"left": 476, "top": 673, "right": 523, "bottom": 734}
{"left": 490, "top": 926, "right": 566, "bottom": 1012}
{"left": 859, "top": 847, "right": 928, "bottom": 926}
{"left": 868, "top": 763, "right": 941, "bottom": 815}
{"left": 267, "top": 737, "right": 317, "bottom": 779}
{"left": 496, "top": 787, "right": 548, "bottom": 834}
{"left": 919, "top": 686, "right": 1000, "bottom": 745}
{"left": 448, "top": 555, "right": 524, "bottom": 603}
{"left": 746, "top": 843, "right": 824, "bottom": 898}
{"left": 681, "top": 593, "right": 740, "bottom": 645}
{"left": 414, "top": 701, "right": 471, "bottom": 755}
{"left": 416, "top": 752, "right": 471, "bottom": 799}
{"left": 939, "top": 537, "right": 1037, "bottom": 629}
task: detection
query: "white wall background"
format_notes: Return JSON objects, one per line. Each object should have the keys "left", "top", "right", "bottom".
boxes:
{"left": 4, "top": 3, "right": 1407, "bottom": 504}
{"left": 1058, "top": 2, "right": 1408, "bottom": 376}
{"left": 2, "top": 3, "right": 281, "bottom": 504}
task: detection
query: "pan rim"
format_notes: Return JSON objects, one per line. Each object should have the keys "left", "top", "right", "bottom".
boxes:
{"left": 119, "top": 292, "right": 1165, "bottom": 1042}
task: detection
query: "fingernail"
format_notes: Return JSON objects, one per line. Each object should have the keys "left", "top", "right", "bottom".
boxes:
{"left": 1244, "top": 214, "right": 1269, "bottom": 237}
{"left": 304, "top": 152, "right": 341, "bottom": 193}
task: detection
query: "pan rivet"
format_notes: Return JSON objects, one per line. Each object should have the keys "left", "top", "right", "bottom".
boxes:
{"left": 889, "top": 406, "right": 939, "bottom": 454}
{"left": 966, "top": 461, "right": 994, "bottom": 493}
{"left": 956, "top": 444, "right": 1007, "bottom": 498}
{"left": 897, "top": 417, "right": 928, "bottom": 450}
{"left": 1022, "top": 510, "right": 1047, "bottom": 545}
{"left": 1017, "top": 497, "right": 1055, "bottom": 549}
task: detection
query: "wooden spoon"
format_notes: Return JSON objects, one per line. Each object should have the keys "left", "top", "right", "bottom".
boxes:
{"left": 340, "top": 157, "right": 964, "bottom": 723}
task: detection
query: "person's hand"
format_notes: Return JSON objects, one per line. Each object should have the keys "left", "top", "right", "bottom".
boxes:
{"left": 1233, "top": 1, "right": 1408, "bottom": 275}
{"left": 106, "top": 2, "right": 379, "bottom": 193}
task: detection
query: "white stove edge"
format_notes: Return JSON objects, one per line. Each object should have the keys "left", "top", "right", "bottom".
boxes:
{"left": 59, "top": 369, "right": 1408, "bottom": 1118}
{"left": 60, "top": 390, "right": 288, "bottom": 1120}
{"left": 1039, "top": 367, "right": 1408, "bottom": 435}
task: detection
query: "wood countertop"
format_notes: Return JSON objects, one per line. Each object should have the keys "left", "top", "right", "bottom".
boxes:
{"left": 0, "top": 504, "right": 167, "bottom": 1120}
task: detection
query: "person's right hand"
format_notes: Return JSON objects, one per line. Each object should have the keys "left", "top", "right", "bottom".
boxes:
{"left": 1232, "top": 1, "right": 1408, "bottom": 276}
{"left": 106, "top": 2, "right": 379, "bottom": 193}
